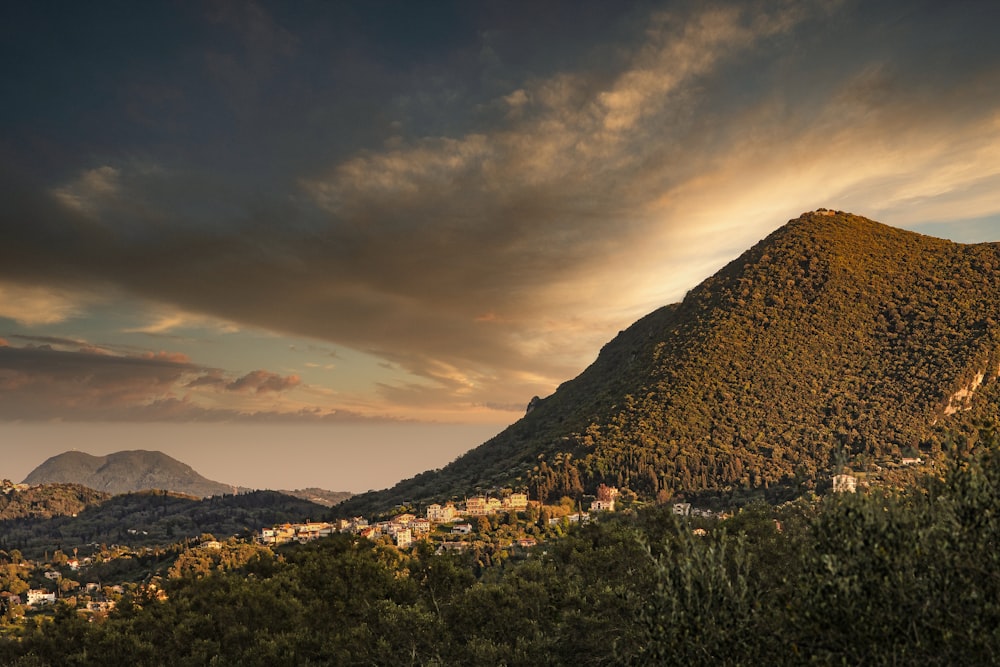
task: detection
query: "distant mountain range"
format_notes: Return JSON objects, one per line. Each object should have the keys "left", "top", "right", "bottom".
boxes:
{"left": 338, "top": 211, "right": 1000, "bottom": 515}
{"left": 21, "top": 449, "right": 353, "bottom": 507}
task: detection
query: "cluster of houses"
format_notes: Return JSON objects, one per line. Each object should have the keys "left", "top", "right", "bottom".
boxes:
{"left": 670, "top": 503, "right": 726, "bottom": 518}
{"left": 257, "top": 488, "right": 620, "bottom": 550}
{"left": 259, "top": 521, "right": 338, "bottom": 545}
{"left": 0, "top": 479, "right": 30, "bottom": 494}
{"left": 2, "top": 582, "right": 124, "bottom": 613}
{"left": 0, "top": 590, "right": 55, "bottom": 610}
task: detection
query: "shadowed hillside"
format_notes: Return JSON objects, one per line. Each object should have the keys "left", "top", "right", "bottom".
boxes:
{"left": 0, "top": 489, "right": 328, "bottom": 559}
{"left": 338, "top": 211, "right": 1000, "bottom": 515}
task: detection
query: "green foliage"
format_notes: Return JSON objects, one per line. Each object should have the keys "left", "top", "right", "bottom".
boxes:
{"left": 8, "top": 436, "right": 1000, "bottom": 664}
{"left": 339, "top": 213, "right": 1000, "bottom": 514}
{"left": 0, "top": 484, "right": 108, "bottom": 522}
{"left": 0, "top": 491, "right": 327, "bottom": 560}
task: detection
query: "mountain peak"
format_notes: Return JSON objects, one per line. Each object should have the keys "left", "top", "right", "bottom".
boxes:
{"left": 23, "top": 449, "right": 235, "bottom": 498}
{"left": 337, "top": 211, "right": 1000, "bottom": 515}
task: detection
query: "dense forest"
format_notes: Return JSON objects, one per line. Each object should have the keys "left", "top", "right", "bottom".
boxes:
{"left": 4, "top": 428, "right": 1000, "bottom": 665}
{"left": 339, "top": 212, "right": 1000, "bottom": 515}
{"left": 0, "top": 484, "right": 108, "bottom": 522}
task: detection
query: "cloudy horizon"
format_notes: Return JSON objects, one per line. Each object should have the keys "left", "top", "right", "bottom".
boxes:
{"left": 2, "top": 0, "right": 999, "bottom": 490}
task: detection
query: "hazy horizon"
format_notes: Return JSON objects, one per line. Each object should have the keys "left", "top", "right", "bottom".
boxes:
{"left": 0, "top": 422, "right": 505, "bottom": 494}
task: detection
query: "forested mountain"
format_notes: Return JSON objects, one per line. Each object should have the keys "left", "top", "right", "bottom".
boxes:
{"left": 23, "top": 450, "right": 236, "bottom": 498}
{"left": 339, "top": 211, "right": 1000, "bottom": 515}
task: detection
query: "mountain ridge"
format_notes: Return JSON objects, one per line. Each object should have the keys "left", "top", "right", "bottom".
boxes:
{"left": 336, "top": 211, "right": 1000, "bottom": 515}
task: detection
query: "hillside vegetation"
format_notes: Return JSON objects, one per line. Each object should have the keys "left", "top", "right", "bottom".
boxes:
{"left": 6, "top": 431, "right": 1000, "bottom": 665}
{"left": 0, "top": 483, "right": 109, "bottom": 521}
{"left": 0, "top": 490, "right": 327, "bottom": 560}
{"left": 339, "top": 211, "right": 1000, "bottom": 515}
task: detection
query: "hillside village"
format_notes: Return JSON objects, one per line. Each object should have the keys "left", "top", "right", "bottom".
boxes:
{"left": 0, "top": 484, "right": 637, "bottom": 626}
{"left": 252, "top": 482, "right": 739, "bottom": 555}
{"left": 0, "top": 464, "right": 881, "bottom": 632}
{"left": 0, "top": 542, "right": 158, "bottom": 628}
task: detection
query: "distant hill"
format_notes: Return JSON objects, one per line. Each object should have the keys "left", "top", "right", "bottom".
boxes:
{"left": 23, "top": 450, "right": 236, "bottom": 498}
{"left": 0, "top": 489, "right": 330, "bottom": 559}
{"left": 0, "top": 482, "right": 109, "bottom": 521}
{"left": 278, "top": 488, "right": 352, "bottom": 507}
{"left": 338, "top": 211, "right": 1000, "bottom": 515}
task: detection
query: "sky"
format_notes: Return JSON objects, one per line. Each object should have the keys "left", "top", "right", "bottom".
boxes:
{"left": 2, "top": 0, "right": 1000, "bottom": 492}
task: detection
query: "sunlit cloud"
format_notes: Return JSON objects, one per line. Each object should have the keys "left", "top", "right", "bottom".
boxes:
{"left": 123, "top": 308, "right": 242, "bottom": 336}
{"left": 0, "top": 0, "right": 998, "bottom": 423}
{"left": 0, "top": 283, "right": 94, "bottom": 326}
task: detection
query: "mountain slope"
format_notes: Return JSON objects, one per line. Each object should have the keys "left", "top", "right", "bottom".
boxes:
{"left": 23, "top": 450, "right": 235, "bottom": 498}
{"left": 337, "top": 211, "right": 1000, "bottom": 514}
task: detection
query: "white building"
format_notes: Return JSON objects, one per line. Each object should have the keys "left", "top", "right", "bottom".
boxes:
{"left": 590, "top": 498, "right": 615, "bottom": 512}
{"left": 393, "top": 529, "right": 412, "bottom": 548}
{"left": 427, "top": 503, "right": 457, "bottom": 523}
{"left": 502, "top": 493, "right": 529, "bottom": 511}
{"left": 26, "top": 590, "right": 56, "bottom": 607}
{"left": 833, "top": 474, "right": 857, "bottom": 493}
{"left": 465, "top": 496, "right": 502, "bottom": 516}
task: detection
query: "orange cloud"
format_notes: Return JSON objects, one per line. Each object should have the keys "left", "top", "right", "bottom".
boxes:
{"left": 142, "top": 350, "right": 193, "bottom": 364}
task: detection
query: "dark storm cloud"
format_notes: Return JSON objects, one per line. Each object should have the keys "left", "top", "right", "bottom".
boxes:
{"left": 0, "top": 343, "right": 304, "bottom": 421}
{"left": 2, "top": 0, "right": 1000, "bottom": 415}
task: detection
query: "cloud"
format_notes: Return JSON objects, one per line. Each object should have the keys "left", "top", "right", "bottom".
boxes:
{"left": 227, "top": 369, "right": 301, "bottom": 393}
{"left": 141, "top": 350, "right": 193, "bottom": 364}
{"left": 0, "top": 342, "right": 315, "bottom": 422}
{"left": 1, "top": 0, "right": 1000, "bottom": 420}
{"left": 8, "top": 334, "right": 91, "bottom": 347}
{"left": 123, "top": 307, "right": 242, "bottom": 336}
{"left": 202, "top": 0, "right": 298, "bottom": 113}
{"left": 0, "top": 344, "right": 198, "bottom": 420}
{"left": 52, "top": 166, "right": 121, "bottom": 213}
{"left": 0, "top": 283, "right": 94, "bottom": 325}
